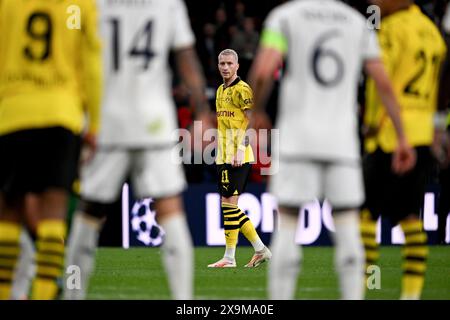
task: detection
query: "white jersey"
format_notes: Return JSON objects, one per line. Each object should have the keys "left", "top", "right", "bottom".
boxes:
{"left": 97, "top": 0, "right": 195, "bottom": 147}
{"left": 264, "top": 0, "right": 380, "bottom": 162}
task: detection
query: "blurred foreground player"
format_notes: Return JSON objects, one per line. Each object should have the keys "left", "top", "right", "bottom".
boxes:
{"left": 64, "top": 0, "right": 212, "bottom": 300}
{"left": 361, "top": 0, "right": 447, "bottom": 300}
{"left": 0, "top": 0, "right": 101, "bottom": 299}
{"left": 249, "top": 0, "right": 415, "bottom": 299}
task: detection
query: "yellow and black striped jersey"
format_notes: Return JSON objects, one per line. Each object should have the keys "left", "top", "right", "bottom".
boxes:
{"left": 216, "top": 77, "right": 254, "bottom": 165}
{"left": 365, "top": 5, "right": 447, "bottom": 153}
{"left": 0, "top": 0, "right": 102, "bottom": 136}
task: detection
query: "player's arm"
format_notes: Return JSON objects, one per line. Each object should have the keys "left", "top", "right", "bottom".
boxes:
{"left": 248, "top": 28, "right": 285, "bottom": 129}
{"left": 174, "top": 47, "right": 211, "bottom": 121}
{"left": 80, "top": 0, "right": 103, "bottom": 150}
{"left": 435, "top": 38, "right": 450, "bottom": 165}
{"left": 364, "top": 58, "right": 416, "bottom": 174}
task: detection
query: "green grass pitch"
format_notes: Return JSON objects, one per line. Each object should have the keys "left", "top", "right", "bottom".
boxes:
{"left": 87, "top": 246, "right": 450, "bottom": 300}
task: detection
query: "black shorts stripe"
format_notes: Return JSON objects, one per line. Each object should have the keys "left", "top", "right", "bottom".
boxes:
{"left": 364, "top": 245, "right": 378, "bottom": 251}
{"left": 366, "top": 258, "right": 377, "bottom": 265}
{"left": 224, "top": 225, "right": 240, "bottom": 230}
{"left": 239, "top": 217, "right": 250, "bottom": 227}
{"left": 0, "top": 278, "right": 12, "bottom": 283}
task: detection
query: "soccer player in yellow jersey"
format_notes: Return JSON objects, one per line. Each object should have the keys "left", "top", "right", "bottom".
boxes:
{"left": 0, "top": 0, "right": 101, "bottom": 300}
{"left": 208, "top": 49, "right": 271, "bottom": 268}
{"left": 361, "top": 0, "right": 447, "bottom": 300}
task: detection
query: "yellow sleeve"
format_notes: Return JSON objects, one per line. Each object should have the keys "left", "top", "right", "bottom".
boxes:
{"left": 80, "top": 0, "right": 103, "bottom": 135}
{"left": 239, "top": 85, "right": 254, "bottom": 111}
{"left": 378, "top": 20, "right": 403, "bottom": 78}
{"left": 235, "top": 85, "right": 253, "bottom": 149}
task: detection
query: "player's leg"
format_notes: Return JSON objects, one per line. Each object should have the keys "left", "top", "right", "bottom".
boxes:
{"left": 64, "top": 149, "right": 129, "bottom": 300}
{"left": 268, "top": 160, "right": 320, "bottom": 299}
{"left": 219, "top": 164, "right": 269, "bottom": 267}
{"left": 359, "top": 151, "right": 386, "bottom": 281}
{"left": 64, "top": 202, "right": 108, "bottom": 300}
{"left": 0, "top": 196, "right": 23, "bottom": 300}
{"left": 234, "top": 164, "right": 269, "bottom": 265}
{"left": 133, "top": 148, "right": 192, "bottom": 300}
{"left": 29, "top": 127, "right": 82, "bottom": 300}
{"left": 31, "top": 188, "right": 68, "bottom": 300}
{"left": 11, "top": 230, "right": 35, "bottom": 300}
{"left": 154, "top": 196, "right": 193, "bottom": 300}
{"left": 268, "top": 206, "right": 301, "bottom": 299}
{"left": 327, "top": 162, "right": 365, "bottom": 300}
{"left": 397, "top": 147, "right": 432, "bottom": 300}
{"left": 0, "top": 132, "right": 26, "bottom": 299}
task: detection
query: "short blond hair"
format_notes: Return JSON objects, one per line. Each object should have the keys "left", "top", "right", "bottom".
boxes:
{"left": 218, "top": 49, "right": 239, "bottom": 63}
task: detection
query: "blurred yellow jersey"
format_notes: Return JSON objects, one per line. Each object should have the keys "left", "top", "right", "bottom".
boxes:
{"left": 365, "top": 5, "right": 447, "bottom": 153}
{"left": 0, "top": 0, "right": 102, "bottom": 136}
{"left": 216, "top": 77, "right": 254, "bottom": 165}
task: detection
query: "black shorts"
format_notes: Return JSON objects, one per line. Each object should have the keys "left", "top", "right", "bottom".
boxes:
{"left": 363, "top": 146, "right": 433, "bottom": 224}
{"left": 0, "top": 127, "right": 81, "bottom": 198}
{"left": 217, "top": 163, "right": 251, "bottom": 197}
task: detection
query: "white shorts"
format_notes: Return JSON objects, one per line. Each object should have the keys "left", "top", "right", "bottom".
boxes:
{"left": 80, "top": 147, "right": 186, "bottom": 203}
{"left": 269, "top": 160, "right": 364, "bottom": 209}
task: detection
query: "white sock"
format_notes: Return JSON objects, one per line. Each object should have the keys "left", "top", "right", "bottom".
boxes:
{"left": 160, "top": 214, "right": 193, "bottom": 300}
{"left": 332, "top": 211, "right": 364, "bottom": 300}
{"left": 224, "top": 247, "right": 236, "bottom": 261}
{"left": 64, "top": 213, "right": 102, "bottom": 300}
{"left": 268, "top": 211, "right": 301, "bottom": 299}
{"left": 250, "top": 238, "right": 265, "bottom": 252}
{"left": 11, "top": 231, "right": 35, "bottom": 300}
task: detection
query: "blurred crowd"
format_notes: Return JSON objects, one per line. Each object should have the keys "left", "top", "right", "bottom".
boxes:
{"left": 174, "top": 0, "right": 450, "bottom": 183}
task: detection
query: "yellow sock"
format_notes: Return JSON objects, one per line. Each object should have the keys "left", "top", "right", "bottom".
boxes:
{"left": 360, "top": 209, "right": 379, "bottom": 271}
{"left": 239, "top": 212, "right": 259, "bottom": 243}
{"left": 222, "top": 203, "right": 240, "bottom": 251}
{"left": 31, "top": 220, "right": 66, "bottom": 300}
{"left": 400, "top": 219, "right": 428, "bottom": 300}
{"left": 0, "top": 221, "right": 21, "bottom": 300}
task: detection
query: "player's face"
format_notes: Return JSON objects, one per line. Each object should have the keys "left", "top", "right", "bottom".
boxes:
{"left": 218, "top": 54, "right": 239, "bottom": 82}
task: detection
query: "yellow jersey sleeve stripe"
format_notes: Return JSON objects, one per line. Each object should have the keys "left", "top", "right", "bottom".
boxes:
{"left": 261, "top": 29, "right": 287, "bottom": 54}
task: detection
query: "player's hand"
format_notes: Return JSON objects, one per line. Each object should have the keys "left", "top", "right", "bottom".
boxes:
{"left": 392, "top": 138, "right": 416, "bottom": 175}
{"left": 81, "top": 131, "right": 97, "bottom": 165}
{"left": 250, "top": 111, "right": 272, "bottom": 131}
{"left": 231, "top": 148, "right": 245, "bottom": 167}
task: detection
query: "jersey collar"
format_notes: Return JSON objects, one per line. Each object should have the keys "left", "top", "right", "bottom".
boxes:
{"left": 223, "top": 76, "right": 241, "bottom": 89}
